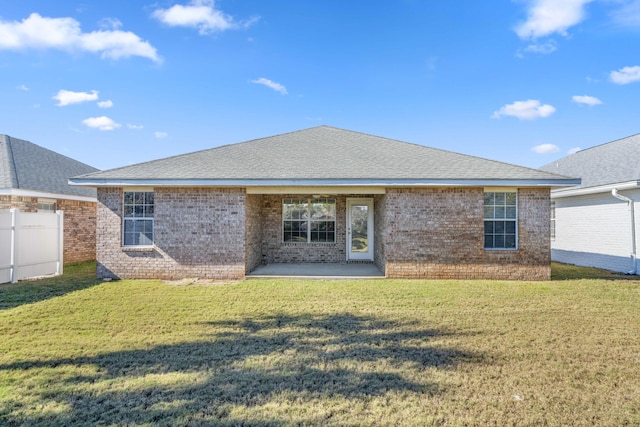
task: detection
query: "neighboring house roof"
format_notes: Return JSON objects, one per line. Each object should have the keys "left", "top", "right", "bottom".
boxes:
{"left": 72, "top": 126, "right": 577, "bottom": 187}
{"left": 540, "top": 133, "right": 640, "bottom": 192}
{"left": 0, "top": 134, "right": 98, "bottom": 199}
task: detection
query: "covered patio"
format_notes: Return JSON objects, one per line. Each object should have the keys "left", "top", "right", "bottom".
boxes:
{"left": 247, "top": 263, "right": 384, "bottom": 279}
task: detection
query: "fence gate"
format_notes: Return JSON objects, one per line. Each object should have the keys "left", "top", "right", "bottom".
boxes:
{"left": 0, "top": 209, "right": 64, "bottom": 284}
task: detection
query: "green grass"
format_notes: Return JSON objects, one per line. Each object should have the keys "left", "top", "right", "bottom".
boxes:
{"left": 1, "top": 262, "right": 639, "bottom": 426}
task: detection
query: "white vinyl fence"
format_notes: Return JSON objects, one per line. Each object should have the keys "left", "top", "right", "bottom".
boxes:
{"left": 0, "top": 209, "right": 63, "bottom": 284}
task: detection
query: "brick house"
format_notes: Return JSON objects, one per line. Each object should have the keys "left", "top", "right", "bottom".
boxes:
{"left": 0, "top": 134, "right": 98, "bottom": 264}
{"left": 71, "top": 126, "right": 577, "bottom": 280}
{"left": 540, "top": 133, "right": 640, "bottom": 274}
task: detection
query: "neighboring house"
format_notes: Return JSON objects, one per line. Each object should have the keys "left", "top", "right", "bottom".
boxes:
{"left": 0, "top": 134, "right": 99, "bottom": 264}
{"left": 70, "top": 126, "right": 577, "bottom": 281}
{"left": 540, "top": 133, "right": 640, "bottom": 274}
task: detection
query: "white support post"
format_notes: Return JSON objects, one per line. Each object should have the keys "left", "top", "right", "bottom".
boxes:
{"left": 56, "top": 210, "right": 64, "bottom": 276}
{"left": 9, "top": 208, "right": 16, "bottom": 284}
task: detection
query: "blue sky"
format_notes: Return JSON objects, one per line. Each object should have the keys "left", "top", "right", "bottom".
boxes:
{"left": 1, "top": 0, "right": 639, "bottom": 171}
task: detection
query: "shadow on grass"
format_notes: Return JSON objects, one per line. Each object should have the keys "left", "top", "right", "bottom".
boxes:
{"left": 0, "top": 261, "right": 101, "bottom": 311}
{"left": 0, "top": 313, "right": 480, "bottom": 426}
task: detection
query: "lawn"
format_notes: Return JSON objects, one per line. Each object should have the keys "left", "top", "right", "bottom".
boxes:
{"left": 1, "top": 262, "right": 639, "bottom": 426}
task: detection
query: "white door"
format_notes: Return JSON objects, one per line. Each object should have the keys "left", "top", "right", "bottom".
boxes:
{"left": 347, "top": 198, "right": 374, "bottom": 261}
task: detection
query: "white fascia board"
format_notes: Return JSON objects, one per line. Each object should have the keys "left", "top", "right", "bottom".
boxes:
{"left": 0, "top": 188, "right": 97, "bottom": 203}
{"left": 247, "top": 186, "right": 386, "bottom": 194}
{"left": 550, "top": 180, "right": 640, "bottom": 199}
{"left": 69, "top": 178, "right": 580, "bottom": 188}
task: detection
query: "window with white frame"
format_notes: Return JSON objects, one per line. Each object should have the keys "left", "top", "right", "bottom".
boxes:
{"left": 484, "top": 191, "right": 517, "bottom": 249}
{"left": 37, "top": 199, "right": 57, "bottom": 212}
{"left": 283, "top": 198, "right": 336, "bottom": 243}
{"left": 123, "top": 191, "right": 154, "bottom": 246}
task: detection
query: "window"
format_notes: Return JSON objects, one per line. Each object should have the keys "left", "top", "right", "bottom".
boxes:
{"left": 484, "top": 192, "right": 517, "bottom": 249}
{"left": 38, "top": 200, "right": 57, "bottom": 212}
{"left": 283, "top": 198, "right": 336, "bottom": 243}
{"left": 550, "top": 201, "right": 556, "bottom": 240}
{"left": 123, "top": 191, "right": 154, "bottom": 246}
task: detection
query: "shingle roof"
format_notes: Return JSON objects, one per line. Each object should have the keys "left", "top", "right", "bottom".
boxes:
{"left": 73, "top": 126, "right": 575, "bottom": 186}
{"left": 0, "top": 134, "right": 98, "bottom": 198}
{"left": 539, "top": 133, "right": 640, "bottom": 189}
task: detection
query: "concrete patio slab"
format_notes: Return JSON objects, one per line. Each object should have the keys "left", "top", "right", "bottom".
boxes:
{"left": 247, "top": 263, "right": 384, "bottom": 279}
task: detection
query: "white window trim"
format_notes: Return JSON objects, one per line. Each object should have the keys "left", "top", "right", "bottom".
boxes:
{"left": 282, "top": 197, "right": 336, "bottom": 243}
{"left": 484, "top": 191, "right": 518, "bottom": 251}
{"left": 122, "top": 190, "right": 154, "bottom": 248}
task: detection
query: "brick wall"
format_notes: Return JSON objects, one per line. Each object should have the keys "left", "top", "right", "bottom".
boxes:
{"left": 0, "top": 195, "right": 38, "bottom": 212}
{"left": 57, "top": 199, "right": 96, "bottom": 264}
{"left": 373, "top": 194, "right": 387, "bottom": 274}
{"left": 245, "top": 193, "right": 263, "bottom": 273}
{"left": 95, "top": 187, "right": 551, "bottom": 281}
{"left": 261, "top": 194, "right": 370, "bottom": 264}
{"left": 382, "top": 187, "right": 551, "bottom": 280}
{"left": 97, "top": 187, "right": 247, "bottom": 280}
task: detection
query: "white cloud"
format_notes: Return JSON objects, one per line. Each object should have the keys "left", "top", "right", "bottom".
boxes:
{"left": 82, "top": 116, "right": 120, "bottom": 131}
{"left": 16, "top": 84, "right": 29, "bottom": 91}
{"left": 0, "top": 13, "right": 160, "bottom": 62}
{"left": 127, "top": 124, "right": 144, "bottom": 130}
{"left": 99, "top": 17, "right": 123, "bottom": 30}
{"left": 610, "top": 65, "right": 640, "bottom": 84}
{"left": 572, "top": 95, "right": 602, "bottom": 106}
{"left": 532, "top": 143, "right": 560, "bottom": 154}
{"left": 492, "top": 99, "right": 556, "bottom": 120}
{"left": 610, "top": 0, "right": 640, "bottom": 28}
{"left": 568, "top": 147, "right": 581, "bottom": 154}
{"left": 154, "top": 131, "right": 168, "bottom": 139}
{"left": 53, "top": 89, "right": 98, "bottom": 106}
{"left": 251, "top": 77, "right": 287, "bottom": 95}
{"left": 515, "top": 0, "right": 594, "bottom": 39}
{"left": 97, "top": 100, "right": 113, "bottom": 108}
{"left": 523, "top": 40, "right": 557, "bottom": 54}
{"left": 152, "top": 0, "right": 257, "bottom": 35}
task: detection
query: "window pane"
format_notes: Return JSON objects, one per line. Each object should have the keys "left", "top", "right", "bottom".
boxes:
{"left": 505, "top": 235, "right": 516, "bottom": 248}
{"left": 484, "top": 193, "right": 494, "bottom": 205}
{"left": 494, "top": 207, "right": 506, "bottom": 219}
{"left": 494, "top": 235, "right": 505, "bottom": 248}
{"left": 484, "top": 235, "right": 494, "bottom": 248}
{"left": 494, "top": 193, "right": 505, "bottom": 205}
{"left": 495, "top": 221, "right": 505, "bottom": 234}
{"left": 134, "top": 192, "right": 144, "bottom": 204}
{"left": 506, "top": 192, "right": 517, "bottom": 205}
{"left": 124, "top": 192, "right": 134, "bottom": 204}
{"left": 484, "top": 221, "right": 494, "bottom": 233}
{"left": 139, "top": 232, "right": 153, "bottom": 246}
{"left": 505, "top": 221, "right": 516, "bottom": 234}
{"left": 506, "top": 206, "right": 517, "bottom": 219}
{"left": 484, "top": 206, "right": 494, "bottom": 219}
{"left": 145, "top": 192, "right": 154, "bottom": 205}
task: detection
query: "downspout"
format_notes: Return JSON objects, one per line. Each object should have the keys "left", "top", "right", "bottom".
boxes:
{"left": 612, "top": 189, "right": 637, "bottom": 274}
